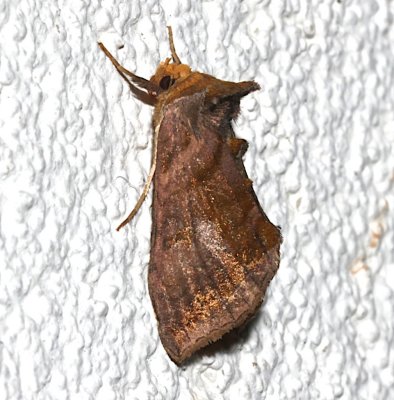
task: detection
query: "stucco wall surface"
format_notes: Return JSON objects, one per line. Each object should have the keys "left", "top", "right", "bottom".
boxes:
{"left": 0, "top": 1, "right": 393, "bottom": 399}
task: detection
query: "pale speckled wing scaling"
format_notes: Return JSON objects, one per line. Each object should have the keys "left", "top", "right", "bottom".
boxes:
{"left": 149, "top": 88, "right": 281, "bottom": 364}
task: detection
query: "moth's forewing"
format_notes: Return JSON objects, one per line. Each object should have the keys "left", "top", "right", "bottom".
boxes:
{"left": 149, "top": 86, "right": 281, "bottom": 364}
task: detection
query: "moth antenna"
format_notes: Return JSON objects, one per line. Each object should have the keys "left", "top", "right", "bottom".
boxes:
{"left": 98, "top": 42, "right": 159, "bottom": 95}
{"left": 116, "top": 123, "right": 159, "bottom": 231}
{"left": 167, "top": 26, "right": 182, "bottom": 64}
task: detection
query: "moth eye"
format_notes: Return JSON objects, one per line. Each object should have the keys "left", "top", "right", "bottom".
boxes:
{"left": 159, "top": 75, "right": 174, "bottom": 90}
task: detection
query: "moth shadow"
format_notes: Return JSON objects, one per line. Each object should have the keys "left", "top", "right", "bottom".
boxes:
{"left": 182, "top": 309, "right": 264, "bottom": 367}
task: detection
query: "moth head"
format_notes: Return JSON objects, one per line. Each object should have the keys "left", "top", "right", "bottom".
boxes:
{"left": 150, "top": 59, "right": 192, "bottom": 92}
{"left": 148, "top": 26, "right": 192, "bottom": 94}
{"left": 98, "top": 27, "right": 193, "bottom": 105}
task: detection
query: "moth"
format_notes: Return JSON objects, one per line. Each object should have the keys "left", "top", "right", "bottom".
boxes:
{"left": 99, "top": 27, "right": 281, "bottom": 364}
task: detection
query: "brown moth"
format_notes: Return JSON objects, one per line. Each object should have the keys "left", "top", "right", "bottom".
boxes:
{"left": 99, "top": 27, "right": 281, "bottom": 365}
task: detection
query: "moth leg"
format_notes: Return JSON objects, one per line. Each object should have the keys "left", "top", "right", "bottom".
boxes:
{"left": 116, "top": 123, "right": 159, "bottom": 231}
{"left": 227, "top": 138, "right": 248, "bottom": 158}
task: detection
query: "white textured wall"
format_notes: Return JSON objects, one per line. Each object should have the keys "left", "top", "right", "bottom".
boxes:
{"left": 1, "top": 1, "right": 393, "bottom": 399}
